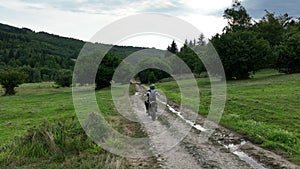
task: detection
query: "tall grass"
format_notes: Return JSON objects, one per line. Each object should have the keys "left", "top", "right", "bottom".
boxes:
{"left": 0, "top": 116, "right": 129, "bottom": 168}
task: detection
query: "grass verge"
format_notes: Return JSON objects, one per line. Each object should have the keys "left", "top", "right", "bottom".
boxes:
{"left": 158, "top": 69, "right": 300, "bottom": 165}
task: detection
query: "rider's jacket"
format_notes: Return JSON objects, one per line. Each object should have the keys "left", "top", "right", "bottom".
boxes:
{"left": 146, "top": 89, "right": 157, "bottom": 102}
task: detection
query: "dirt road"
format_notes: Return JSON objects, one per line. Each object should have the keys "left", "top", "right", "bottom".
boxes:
{"left": 130, "top": 85, "right": 299, "bottom": 169}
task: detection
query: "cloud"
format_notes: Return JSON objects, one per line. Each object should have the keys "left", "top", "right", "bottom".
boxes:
{"left": 180, "top": 14, "right": 227, "bottom": 38}
{"left": 0, "top": 0, "right": 233, "bottom": 49}
{"left": 0, "top": 0, "right": 48, "bottom": 11}
{"left": 1, "top": 0, "right": 299, "bottom": 50}
{"left": 242, "top": 0, "right": 300, "bottom": 19}
{"left": 12, "top": 0, "right": 144, "bottom": 15}
{"left": 6, "top": 0, "right": 232, "bottom": 16}
{"left": 0, "top": 0, "right": 118, "bottom": 40}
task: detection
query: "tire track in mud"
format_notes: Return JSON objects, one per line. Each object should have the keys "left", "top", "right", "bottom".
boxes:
{"left": 131, "top": 85, "right": 253, "bottom": 169}
{"left": 132, "top": 87, "right": 199, "bottom": 168}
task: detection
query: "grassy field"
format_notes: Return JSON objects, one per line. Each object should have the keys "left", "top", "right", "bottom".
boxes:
{"left": 0, "top": 83, "right": 74, "bottom": 144}
{"left": 0, "top": 83, "right": 149, "bottom": 168}
{"left": 158, "top": 69, "right": 300, "bottom": 165}
{"left": 1, "top": 70, "right": 299, "bottom": 166}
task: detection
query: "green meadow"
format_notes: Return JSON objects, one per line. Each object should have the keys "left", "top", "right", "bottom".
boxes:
{"left": 0, "top": 83, "right": 147, "bottom": 168}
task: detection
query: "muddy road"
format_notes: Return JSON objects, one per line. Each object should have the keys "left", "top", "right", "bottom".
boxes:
{"left": 130, "top": 85, "right": 299, "bottom": 169}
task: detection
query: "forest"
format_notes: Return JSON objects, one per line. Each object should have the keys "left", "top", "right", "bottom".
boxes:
{"left": 125, "top": 2, "right": 300, "bottom": 83}
{"left": 0, "top": 23, "right": 144, "bottom": 90}
{"left": 160, "top": 2, "right": 300, "bottom": 81}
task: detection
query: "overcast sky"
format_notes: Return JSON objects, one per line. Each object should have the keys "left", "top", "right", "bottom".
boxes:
{"left": 0, "top": 0, "right": 299, "bottom": 49}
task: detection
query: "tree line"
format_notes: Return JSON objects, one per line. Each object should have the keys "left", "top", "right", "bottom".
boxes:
{"left": 0, "top": 23, "right": 146, "bottom": 95}
{"left": 211, "top": 1, "right": 300, "bottom": 79}
{"left": 156, "top": 1, "right": 300, "bottom": 81}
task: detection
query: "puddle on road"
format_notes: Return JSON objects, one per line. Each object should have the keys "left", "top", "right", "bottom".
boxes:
{"left": 223, "top": 141, "right": 266, "bottom": 169}
{"left": 162, "top": 101, "right": 266, "bottom": 169}
{"left": 163, "top": 103, "right": 207, "bottom": 132}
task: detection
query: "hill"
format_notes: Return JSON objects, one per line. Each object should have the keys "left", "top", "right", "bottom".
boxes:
{"left": 0, "top": 23, "right": 147, "bottom": 83}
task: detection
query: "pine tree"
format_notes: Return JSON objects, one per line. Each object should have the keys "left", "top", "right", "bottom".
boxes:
{"left": 197, "top": 33, "right": 206, "bottom": 46}
{"left": 168, "top": 40, "right": 178, "bottom": 54}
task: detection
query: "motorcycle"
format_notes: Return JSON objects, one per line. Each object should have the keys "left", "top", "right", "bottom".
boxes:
{"left": 149, "top": 100, "right": 157, "bottom": 121}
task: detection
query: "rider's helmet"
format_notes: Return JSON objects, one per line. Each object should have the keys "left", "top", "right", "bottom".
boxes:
{"left": 150, "top": 83, "right": 155, "bottom": 89}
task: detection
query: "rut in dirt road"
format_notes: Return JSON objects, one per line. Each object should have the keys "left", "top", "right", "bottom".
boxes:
{"left": 131, "top": 85, "right": 256, "bottom": 169}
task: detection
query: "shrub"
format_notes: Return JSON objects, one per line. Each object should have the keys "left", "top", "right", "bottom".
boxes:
{"left": 0, "top": 69, "right": 27, "bottom": 95}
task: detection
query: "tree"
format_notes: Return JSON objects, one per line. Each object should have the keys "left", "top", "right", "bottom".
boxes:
{"left": 166, "top": 40, "right": 178, "bottom": 57}
{"left": 20, "top": 66, "right": 42, "bottom": 83}
{"left": 55, "top": 69, "right": 72, "bottom": 87}
{"left": 177, "top": 44, "right": 204, "bottom": 74}
{"left": 0, "top": 69, "right": 27, "bottom": 95}
{"left": 135, "top": 58, "right": 171, "bottom": 84}
{"left": 167, "top": 40, "right": 178, "bottom": 54}
{"left": 95, "top": 52, "right": 121, "bottom": 90}
{"left": 40, "top": 67, "right": 56, "bottom": 81}
{"left": 274, "top": 32, "right": 300, "bottom": 73}
{"left": 223, "top": 1, "right": 252, "bottom": 32}
{"left": 277, "top": 13, "right": 293, "bottom": 28}
{"left": 188, "top": 40, "right": 194, "bottom": 47}
{"left": 254, "top": 11, "right": 285, "bottom": 47}
{"left": 211, "top": 30, "right": 271, "bottom": 80}
{"left": 113, "top": 61, "right": 133, "bottom": 84}
{"left": 136, "top": 68, "right": 168, "bottom": 84}
{"left": 148, "top": 72, "right": 157, "bottom": 83}
{"left": 197, "top": 33, "right": 206, "bottom": 46}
